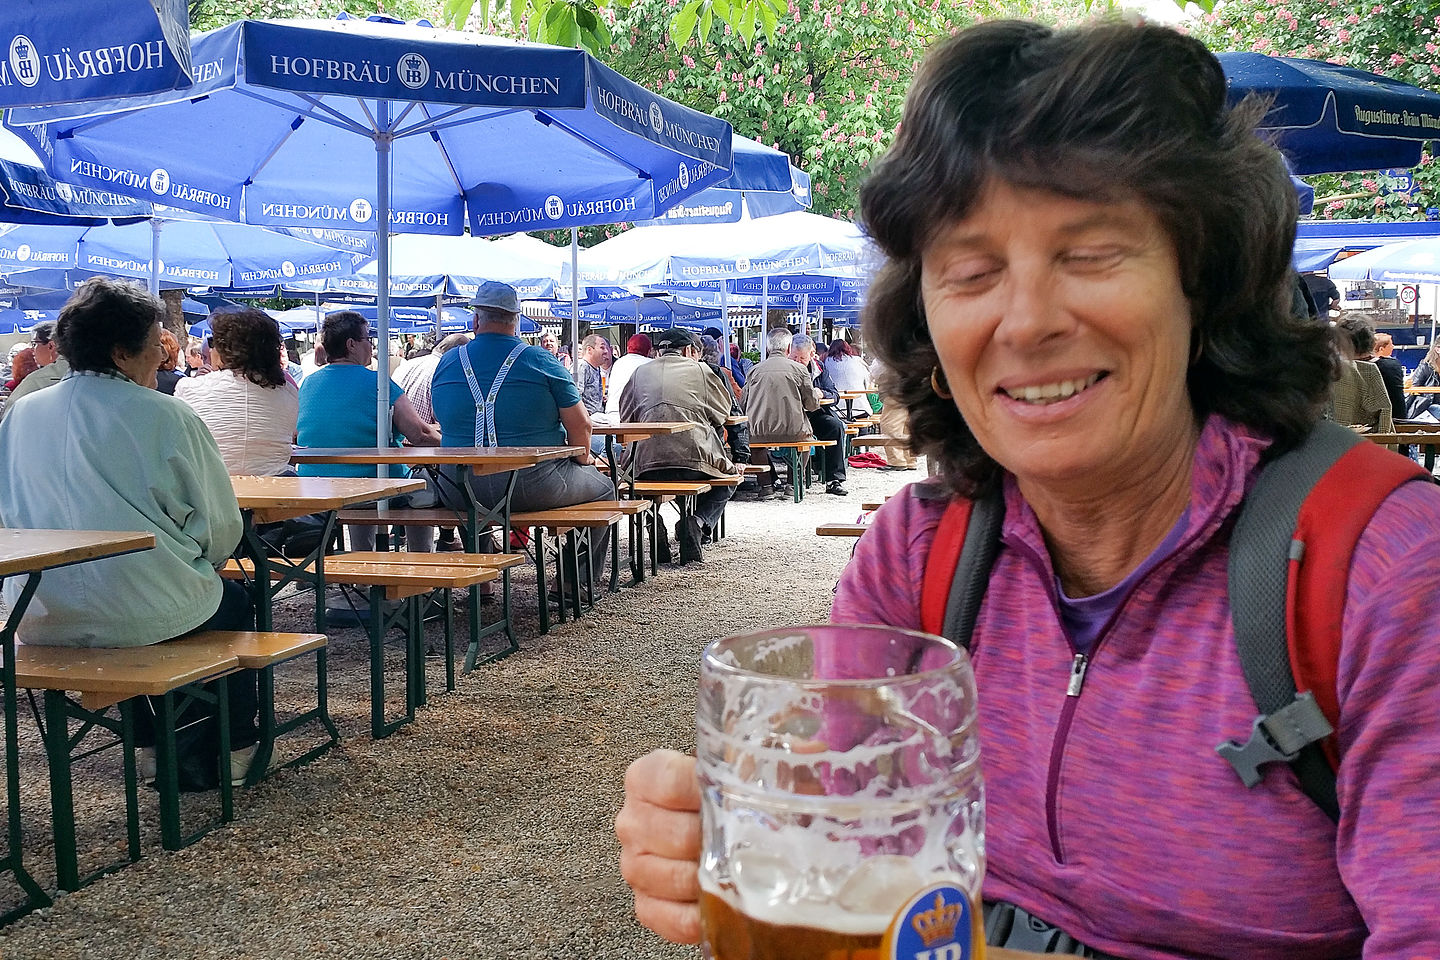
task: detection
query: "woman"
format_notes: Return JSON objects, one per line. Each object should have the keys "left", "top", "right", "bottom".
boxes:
{"left": 155, "top": 328, "right": 183, "bottom": 395}
{"left": 4, "top": 346, "right": 37, "bottom": 392}
{"left": 0, "top": 277, "right": 259, "bottom": 791}
{"left": 821, "top": 338, "right": 873, "bottom": 415}
{"left": 176, "top": 309, "right": 299, "bottom": 477}
{"left": 615, "top": 20, "right": 1440, "bottom": 959}
{"left": 1328, "top": 317, "right": 1392, "bottom": 434}
{"left": 1406, "top": 342, "right": 1440, "bottom": 420}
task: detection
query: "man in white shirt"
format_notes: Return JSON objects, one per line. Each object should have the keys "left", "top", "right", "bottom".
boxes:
{"left": 397, "top": 332, "right": 470, "bottom": 424}
{"left": 601, "top": 333, "right": 654, "bottom": 423}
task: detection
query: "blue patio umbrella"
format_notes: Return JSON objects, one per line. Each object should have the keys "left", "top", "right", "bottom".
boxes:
{"left": 0, "top": 0, "right": 193, "bottom": 109}
{"left": 288, "top": 232, "right": 560, "bottom": 303}
{"left": 0, "top": 218, "right": 357, "bottom": 291}
{"left": 0, "top": 308, "right": 30, "bottom": 333}
{"left": 1328, "top": 238, "right": 1440, "bottom": 284}
{"left": 7, "top": 13, "right": 734, "bottom": 450}
{"left": 637, "top": 134, "right": 810, "bottom": 225}
{"left": 549, "top": 296, "right": 722, "bottom": 329}
{"left": 0, "top": 127, "right": 149, "bottom": 226}
{"left": 1219, "top": 52, "right": 1440, "bottom": 175}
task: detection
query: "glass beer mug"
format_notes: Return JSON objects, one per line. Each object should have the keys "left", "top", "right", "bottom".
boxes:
{"left": 697, "top": 624, "right": 985, "bottom": 960}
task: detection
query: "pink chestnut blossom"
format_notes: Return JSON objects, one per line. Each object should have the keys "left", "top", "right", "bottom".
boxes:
{"left": 1254, "top": 11, "right": 1266, "bottom": 22}
{"left": 1344, "top": 13, "right": 1358, "bottom": 23}
{"left": 806, "top": 91, "right": 816, "bottom": 104}
{"left": 1336, "top": 28, "right": 1350, "bottom": 41}
{"left": 718, "top": 90, "right": 727, "bottom": 101}
{"left": 1318, "top": 17, "right": 1332, "bottom": 26}
{"left": 683, "top": 55, "right": 694, "bottom": 68}
{"left": 1391, "top": 53, "right": 1406, "bottom": 66}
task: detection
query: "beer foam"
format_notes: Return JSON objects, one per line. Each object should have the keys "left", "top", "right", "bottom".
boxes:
{"left": 699, "top": 870, "right": 974, "bottom": 937}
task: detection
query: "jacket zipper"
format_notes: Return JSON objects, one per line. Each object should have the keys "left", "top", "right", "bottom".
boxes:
{"left": 1045, "top": 653, "right": 1089, "bottom": 862}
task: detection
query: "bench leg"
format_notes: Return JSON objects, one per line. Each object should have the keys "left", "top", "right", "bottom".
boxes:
{"left": 246, "top": 650, "right": 339, "bottom": 787}
{"left": 444, "top": 590, "right": 456, "bottom": 693}
{"left": 534, "top": 529, "right": 553, "bottom": 635}
{"left": 789, "top": 449, "right": 803, "bottom": 503}
{"left": 154, "top": 683, "right": 233, "bottom": 852}
{"left": 566, "top": 530, "right": 584, "bottom": 621}
{"left": 368, "top": 586, "right": 418, "bottom": 739}
{"left": 43, "top": 690, "right": 79, "bottom": 892}
{"left": 0, "top": 573, "right": 50, "bottom": 920}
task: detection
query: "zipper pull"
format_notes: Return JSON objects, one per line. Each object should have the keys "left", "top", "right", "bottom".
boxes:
{"left": 1066, "top": 653, "right": 1089, "bottom": 697}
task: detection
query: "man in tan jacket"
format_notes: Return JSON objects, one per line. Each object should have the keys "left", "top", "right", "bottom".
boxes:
{"left": 619, "top": 327, "right": 739, "bottom": 563}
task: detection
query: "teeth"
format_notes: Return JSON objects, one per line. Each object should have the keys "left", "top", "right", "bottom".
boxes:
{"left": 1004, "top": 373, "right": 1101, "bottom": 405}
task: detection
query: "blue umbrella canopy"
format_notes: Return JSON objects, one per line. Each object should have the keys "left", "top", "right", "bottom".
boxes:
{"left": 0, "top": 0, "right": 193, "bottom": 109}
{"left": 5, "top": 15, "right": 733, "bottom": 236}
{"left": 549, "top": 296, "right": 721, "bottom": 329}
{"left": 637, "top": 134, "right": 810, "bottom": 225}
{"left": 572, "top": 211, "right": 871, "bottom": 287}
{"left": 1219, "top": 52, "right": 1440, "bottom": 175}
{"left": 0, "top": 218, "right": 358, "bottom": 289}
{"left": 288, "top": 232, "right": 560, "bottom": 302}
{"left": 1327, "top": 238, "right": 1440, "bottom": 284}
{"left": 0, "top": 125, "right": 149, "bottom": 225}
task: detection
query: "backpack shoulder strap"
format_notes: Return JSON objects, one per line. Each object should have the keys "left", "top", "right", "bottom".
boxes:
{"left": 1218, "top": 421, "right": 1426, "bottom": 820}
{"left": 920, "top": 489, "right": 1006, "bottom": 647}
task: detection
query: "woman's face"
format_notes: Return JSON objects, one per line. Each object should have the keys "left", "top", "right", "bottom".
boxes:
{"left": 920, "top": 181, "right": 1196, "bottom": 492}
{"left": 113, "top": 322, "right": 165, "bottom": 391}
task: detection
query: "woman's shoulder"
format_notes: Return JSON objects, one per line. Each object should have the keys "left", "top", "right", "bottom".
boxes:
{"left": 832, "top": 480, "right": 954, "bottom": 628}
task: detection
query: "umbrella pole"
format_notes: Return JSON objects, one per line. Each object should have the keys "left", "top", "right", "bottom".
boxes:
{"left": 570, "top": 227, "right": 581, "bottom": 385}
{"left": 721, "top": 285, "right": 732, "bottom": 372}
{"left": 801, "top": 292, "right": 809, "bottom": 338}
{"left": 760, "top": 275, "right": 769, "bottom": 360}
{"left": 435, "top": 292, "right": 443, "bottom": 341}
{"left": 149, "top": 219, "right": 162, "bottom": 296}
{"left": 375, "top": 101, "right": 392, "bottom": 470}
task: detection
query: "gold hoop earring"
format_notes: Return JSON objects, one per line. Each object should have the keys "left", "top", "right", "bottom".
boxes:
{"left": 930, "top": 366, "right": 952, "bottom": 399}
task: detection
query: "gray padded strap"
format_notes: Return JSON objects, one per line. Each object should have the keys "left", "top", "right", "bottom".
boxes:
{"left": 941, "top": 489, "right": 1005, "bottom": 649}
{"left": 1220, "top": 421, "right": 1358, "bottom": 818}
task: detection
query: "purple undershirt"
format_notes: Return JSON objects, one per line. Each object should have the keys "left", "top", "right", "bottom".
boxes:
{"left": 1057, "top": 508, "right": 1190, "bottom": 656}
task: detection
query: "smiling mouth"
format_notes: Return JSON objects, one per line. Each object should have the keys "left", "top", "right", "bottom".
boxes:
{"left": 1000, "top": 372, "right": 1106, "bottom": 405}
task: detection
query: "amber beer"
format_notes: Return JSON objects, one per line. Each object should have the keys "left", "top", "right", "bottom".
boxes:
{"left": 699, "top": 883, "right": 986, "bottom": 960}
{"left": 699, "top": 885, "right": 885, "bottom": 960}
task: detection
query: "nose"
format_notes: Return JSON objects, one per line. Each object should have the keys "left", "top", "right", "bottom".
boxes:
{"left": 992, "top": 266, "right": 1075, "bottom": 352}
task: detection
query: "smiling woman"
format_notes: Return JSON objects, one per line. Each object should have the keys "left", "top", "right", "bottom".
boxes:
{"left": 615, "top": 17, "right": 1440, "bottom": 960}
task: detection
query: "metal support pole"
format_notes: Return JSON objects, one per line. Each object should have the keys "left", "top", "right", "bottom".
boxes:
{"left": 570, "top": 227, "right": 582, "bottom": 385}
{"left": 149, "top": 219, "right": 163, "bottom": 296}
{"left": 375, "top": 101, "right": 393, "bottom": 480}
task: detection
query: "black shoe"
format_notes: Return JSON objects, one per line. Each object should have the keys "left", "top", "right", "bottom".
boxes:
{"left": 678, "top": 516, "right": 704, "bottom": 563}
{"left": 655, "top": 517, "right": 674, "bottom": 564}
{"left": 826, "top": 481, "right": 849, "bottom": 496}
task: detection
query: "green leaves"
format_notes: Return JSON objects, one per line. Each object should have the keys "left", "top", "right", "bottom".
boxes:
{"left": 670, "top": 0, "right": 703, "bottom": 48}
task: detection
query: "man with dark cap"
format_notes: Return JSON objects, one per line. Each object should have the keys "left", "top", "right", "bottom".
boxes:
{"left": 0, "top": 320, "right": 68, "bottom": 421}
{"left": 618, "top": 327, "right": 740, "bottom": 563}
{"left": 431, "top": 281, "right": 613, "bottom": 591}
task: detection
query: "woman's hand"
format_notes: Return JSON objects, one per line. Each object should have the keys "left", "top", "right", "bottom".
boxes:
{"left": 615, "top": 749, "right": 703, "bottom": 945}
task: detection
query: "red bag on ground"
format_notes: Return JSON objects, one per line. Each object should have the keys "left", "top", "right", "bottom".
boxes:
{"left": 847, "top": 452, "right": 890, "bottom": 469}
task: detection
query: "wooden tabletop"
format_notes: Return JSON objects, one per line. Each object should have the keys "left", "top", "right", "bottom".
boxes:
{"left": 1405, "top": 385, "right": 1440, "bottom": 394}
{"left": 231, "top": 475, "right": 426, "bottom": 524}
{"left": 0, "top": 529, "right": 155, "bottom": 579}
{"left": 837, "top": 390, "right": 870, "bottom": 398}
{"left": 725, "top": 415, "right": 748, "bottom": 425}
{"left": 591, "top": 421, "right": 695, "bottom": 437}
{"left": 289, "top": 446, "right": 579, "bottom": 471}
{"left": 1364, "top": 432, "right": 1440, "bottom": 446}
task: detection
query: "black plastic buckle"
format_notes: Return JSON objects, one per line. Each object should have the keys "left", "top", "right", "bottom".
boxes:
{"left": 1216, "top": 692, "right": 1334, "bottom": 789}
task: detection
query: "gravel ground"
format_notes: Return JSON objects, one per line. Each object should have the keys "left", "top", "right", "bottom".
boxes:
{"left": 0, "top": 462, "right": 920, "bottom": 960}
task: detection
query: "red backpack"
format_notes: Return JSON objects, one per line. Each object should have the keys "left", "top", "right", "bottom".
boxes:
{"left": 918, "top": 421, "right": 1427, "bottom": 821}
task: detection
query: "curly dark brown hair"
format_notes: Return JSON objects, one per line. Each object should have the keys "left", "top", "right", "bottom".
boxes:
{"left": 210, "top": 309, "right": 285, "bottom": 388}
{"left": 859, "top": 19, "right": 1334, "bottom": 496}
{"left": 55, "top": 277, "right": 163, "bottom": 374}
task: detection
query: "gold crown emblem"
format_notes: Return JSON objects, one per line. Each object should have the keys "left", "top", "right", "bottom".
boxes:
{"left": 910, "top": 892, "right": 963, "bottom": 947}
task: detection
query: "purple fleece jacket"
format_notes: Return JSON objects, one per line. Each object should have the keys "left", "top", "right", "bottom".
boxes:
{"left": 832, "top": 415, "right": 1440, "bottom": 960}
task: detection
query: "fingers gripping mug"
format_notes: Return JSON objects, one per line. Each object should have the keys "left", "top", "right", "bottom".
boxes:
{"left": 697, "top": 625, "right": 985, "bottom": 960}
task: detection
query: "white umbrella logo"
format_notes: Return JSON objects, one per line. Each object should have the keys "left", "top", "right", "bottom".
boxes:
{"left": 735, "top": 257, "right": 750, "bottom": 274}
{"left": 54, "top": 181, "right": 73, "bottom": 202}
{"left": 9, "top": 36, "right": 40, "bottom": 88}
{"left": 149, "top": 168, "right": 171, "bottom": 196}
{"left": 397, "top": 52, "right": 430, "bottom": 90}
{"left": 649, "top": 102, "right": 665, "bottom": 135}
{"left": 678, "top": 164, "right": 689, "bottom": 190}
{"left": 545, "top": 195, "right": 564, "bottom": 220}
{"left": 281, "top": 260, "right": 296, "bottom": 278}
{"left": 15, "top": 244, "right": 30, "bottom": 262}
{"left": 349, "top": 198, "right": 373, "bottom": 223}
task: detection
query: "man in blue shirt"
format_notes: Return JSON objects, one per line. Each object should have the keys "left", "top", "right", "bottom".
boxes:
{"left": 431, "top": 282, "right": 613, "bottom": 592}
{"left": 297, "top": 310, "right": 440, "bottom": 550}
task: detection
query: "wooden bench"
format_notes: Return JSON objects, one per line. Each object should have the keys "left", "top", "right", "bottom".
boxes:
{"left": 173, "top": 630, "right": 335, "bottom": 790}
{"left": 226, "top": 557, "right": 497, "bottom": 737}
{"left": 15, "top": 639, "right": 244, "bottom": 891}
{"left": 847, "top": 435, "right": 900, "bottom": 448}
{"left": 510, "top": 508, "right": 623, "bottom": 633}
{"left": 751, "top": 440, "right": 839, "bottom": 502}
{"left": 816, "top": 523, "right": 868, "bottom": 538}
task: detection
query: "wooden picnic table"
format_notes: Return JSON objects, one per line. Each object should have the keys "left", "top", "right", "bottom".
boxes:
{"left": 590, "top": 422, "right": 699, "bottom": 584}
{"left": 1364, "top": 431, "right": 1440, "bottom": 472}
{"left": 725, "top": 414, "right": 747, "bottom": 426}
{"left": 287, "top": 446, "right": 579, "bottom": 663}
{"left": 231, "top": 475, "right": 425, "bottom": 525}
{"left": 0, "top": 529, "right": 156, "bottom": 920}
{"left": 228, "top": 475, "right": 426, "bottom": 633}
{"left": 1404, "top": 385, "right": 1440, "bottom": 394}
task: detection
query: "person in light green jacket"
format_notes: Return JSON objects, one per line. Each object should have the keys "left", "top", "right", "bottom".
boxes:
{"left": 0, "top": 278, "right": 259, "bottom": 791}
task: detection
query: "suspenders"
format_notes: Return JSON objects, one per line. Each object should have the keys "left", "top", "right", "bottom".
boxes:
{"left": 458, "top": 342, "right": 527, "bottom": 448}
